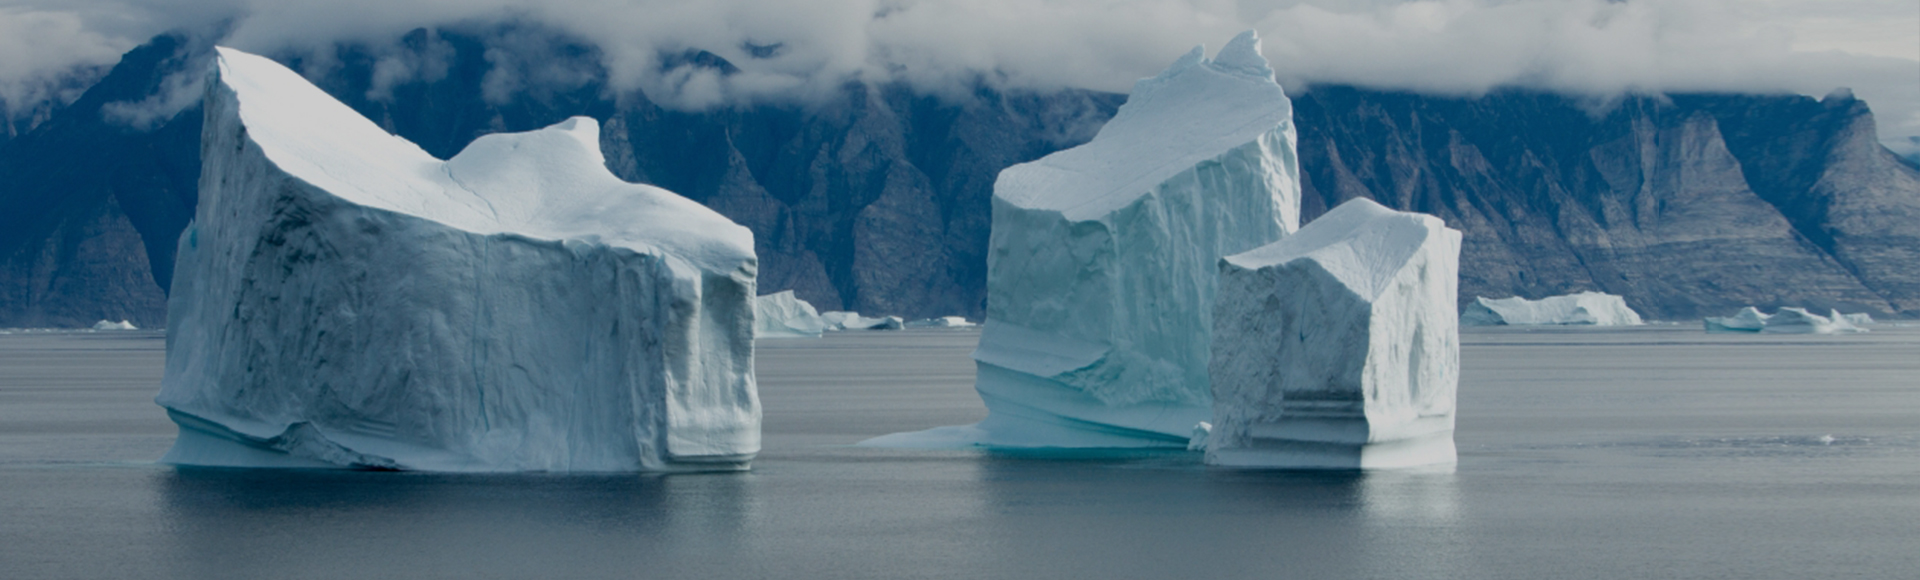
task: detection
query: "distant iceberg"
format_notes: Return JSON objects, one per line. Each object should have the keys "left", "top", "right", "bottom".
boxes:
{"left": 755, "top": 291, "right": 826, "bottom": 338}
{"left": 91, "top": 320, "right": 138, "bottom": 331}
{"left": 1706, "top": 307, "right": 1868, "bottom": 334}
{"left": 820, "top": 311, "right": 904, "bottom": 331}
{"left": 864, "top": 31, "right": 1300, "bottom": 449}
{"left": 1461, "top": 292, "right": 1642, "bottom": 326}
{"left": 1208, "top": 199, "right": 1461, "bottom": 469}
{"left": 155, "top": 48, "right": 761, "bottom": 472}
{"left": 904, "top": 316, "right": 975, "bottom": 329}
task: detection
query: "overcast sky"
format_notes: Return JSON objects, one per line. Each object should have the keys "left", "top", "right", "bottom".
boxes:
{"left": 3, "top": 0, "right": 1917, "bottom": 153}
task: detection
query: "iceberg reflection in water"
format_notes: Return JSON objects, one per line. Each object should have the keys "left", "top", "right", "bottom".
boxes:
{"left": 3, "top": 327, "right": 1919, "bottom": 579}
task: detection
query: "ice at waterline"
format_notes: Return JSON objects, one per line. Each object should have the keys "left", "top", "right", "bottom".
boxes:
{"left": 863, "top": 30, "right": 1300, "bottom": 450}
{"left": 156, "top": 47, "right": 761, "bottom": 473}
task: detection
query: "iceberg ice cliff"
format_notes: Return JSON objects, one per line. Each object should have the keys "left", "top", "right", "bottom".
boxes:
{"left": 1461, "top": 292, "right": 1643, "bottom": 326}
{"left": 754, "top": 291, "right": 826, "bottom": 338}
{"left": 1208, "top": 199, "right": 1461, "bottom": 469}
{"left": 155, "top": 48, "right": 761, "bottom": 472}
{"left": 864, "top": 31, "right": 1300, "bottom": 448}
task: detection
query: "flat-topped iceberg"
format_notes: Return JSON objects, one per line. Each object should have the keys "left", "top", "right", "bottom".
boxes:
{"left": 821, "top": 311, "right": 903, "bottom": 331}
{"left": 156, "top": 47, "right": 761, "bottom": 472}
{"left": 865, "top": 31, "right": 1300, "bottom": 448}
{"left": 904, "top": 316, "right": 976, "bottom": 329}
{"left": 755, "top": 291, "right": 826, "bottom": 338}
{"left": 1207, "top": 199, "right": 1462, "bottom": 469}
{"left": 1461, "top": 291, "right": 1642, "bottom": 326}
{"left": 1705, "top": 307, "right": 1867, "bottom": 334}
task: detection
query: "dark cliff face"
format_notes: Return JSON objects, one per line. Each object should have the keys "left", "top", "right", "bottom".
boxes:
{"left": 1292, "top": 88, "right": 1920, "bottom": 319}
{"left": 3, "top": 31, "right": 1917, "bottom": 326}
{"left": 0, "top": 36, "right": 202, "bottom": 328}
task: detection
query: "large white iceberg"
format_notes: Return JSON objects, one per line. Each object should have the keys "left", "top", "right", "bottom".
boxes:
{"left": 1705, "top": 307, "right": 1867, "bottom": 334}
{"left": 865, "top": 31, "right": 1300, "bottom": 448}
{"left": 1460, "top": 291, "right": 1642, "bottom": 326}
{"left": 155, "top": 47, "right": 761, "bottom": 472}
{"left": 754, "top": 291, "right": 826, "bottom": 338}
{"left": 1207, "top": 198, "right": 1461, "bottom": 469}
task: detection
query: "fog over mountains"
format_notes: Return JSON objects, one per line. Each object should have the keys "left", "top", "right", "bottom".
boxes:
{"left": 1, "top": 22, "right": 1918, "bottom": 326}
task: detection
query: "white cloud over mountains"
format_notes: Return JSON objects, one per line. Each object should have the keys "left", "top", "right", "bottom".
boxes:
{"left": 1, "top": 0, "right": 1916, "bottom": 151}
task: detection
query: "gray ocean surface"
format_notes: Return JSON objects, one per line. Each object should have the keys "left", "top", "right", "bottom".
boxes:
{"left": 2, "top": 325, "right": 1917, "bottom": 579}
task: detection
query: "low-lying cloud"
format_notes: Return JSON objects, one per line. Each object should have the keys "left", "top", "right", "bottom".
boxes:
{"left": 2, "top": 0, "right": 1915, "bottom": 153}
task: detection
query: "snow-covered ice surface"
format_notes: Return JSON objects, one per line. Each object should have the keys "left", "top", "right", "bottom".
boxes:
{"left": 864, "top": 31, "right": 1299, "bottom": 449}
{"left": 92, "top": 320, "right": 138, "bottom": 331}
{"left": 155, "top": 47, "right": 761, "bottom": 472}
{"left": 1460, "top": 292, "right": 1642, "bottom": 326}
{"left": 754, "top": 291, "right": 825, "bottom": 338}
{"left": 1207, "top": 199, "right": 1461, "bottom": 469}
{"left": 820, "top": 311, "right": 903, "bottom": 331}
{"left": 1705, "top": 307, "right": 1869, "bottom": 334}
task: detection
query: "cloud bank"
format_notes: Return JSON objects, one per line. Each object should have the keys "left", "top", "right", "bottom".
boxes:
{"left": 2, "top": 0, "right": 1915, "bottom": 152}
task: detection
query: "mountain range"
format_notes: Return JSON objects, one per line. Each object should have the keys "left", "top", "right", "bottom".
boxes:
{"left": 3, "top": 28, "right": 1916, "bottom": 327}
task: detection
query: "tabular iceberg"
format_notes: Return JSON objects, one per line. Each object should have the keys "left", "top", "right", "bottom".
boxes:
{"left": 155, "top": 47, "right": 761, "bottom": 472}
{"left": 1705, "top": 307, "right": 1867, "bottom": 334}
{"left": 1461, "top": 292, "right": 1643, "bottom": 326}
{"left": 1206, "top": 198, "right": 1461, "bottom": 469}
{"left": 864, "top": 31, "right": 1300, "bottom": 448}
{"left": 755, "top": 291, "right": 826, "bottom": 338}
{"left": 820, "top": 311, "right": 904, "bottom": 331}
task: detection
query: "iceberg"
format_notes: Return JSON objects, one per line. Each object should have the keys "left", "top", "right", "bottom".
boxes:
{"left": 754, "top": 291, "right": 826, "bottom": 338}
{"left": 820, "top": 311, "right": 904, "bottom": 331}
{"left": 1460, "top": 292, "right": 1642, "bottom": 326}
{"left": 903, "top": 316, "right": 976, "bottom": 329}
{"left": 92, "top": 319, "right": 138, "bottom": 330}
{"left": 1207, "top": 198, "right": 1462, "bottom": 469}
{"left": 864, "top": 31, "right": 1300, "bottom": 448}
{"left": 1704, "top": 306, "right": 1772, "bottom": 333}
{"left": 155, "top": 47, "right": 761, "bottom": 472}
{"left": 1704, "top": 307, "right": 1868, "bottom": 334}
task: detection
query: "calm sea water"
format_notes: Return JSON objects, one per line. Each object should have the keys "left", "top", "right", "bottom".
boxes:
{"left": 2, "top": 325, "right": 1916, "bottom": 579}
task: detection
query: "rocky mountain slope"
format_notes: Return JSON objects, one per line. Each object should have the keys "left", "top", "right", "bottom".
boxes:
{"left": 3, "top": 30, "right": 1915, "bottom": 326}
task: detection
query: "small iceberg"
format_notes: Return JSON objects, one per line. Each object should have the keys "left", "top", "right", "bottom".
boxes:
{"left": 92, "top": 320, "right": 138, "bottom": 331}
{"left": 820, "top": 311, "right": 904, "bottom": 331}
{"left": 1461, "top": 291, "right": 1642, "bottom": 326}
{"left": 754, "top": 291, "right": 827, "bottom": 338}
{"left": 1704, "top": 307, "right": 1869, "bottom": 334}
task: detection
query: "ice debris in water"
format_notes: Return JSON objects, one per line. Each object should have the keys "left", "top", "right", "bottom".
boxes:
{"left": 1460, "top": 291, "right": 1642, "bottom": 326}
{"left": 92, "top": 320, "right": 138, "bottom": 330}
{"left": 861, "top": 30, "right": 1301, "bottom": 449}
{"left": 1207, "top": 198, "right": 1462, "bottom": 469}
{"left": 755, "top": 291, "right": 826, "bottom": 338}
{"left": 155, "top": 47, "right": 760, "bottom": 472}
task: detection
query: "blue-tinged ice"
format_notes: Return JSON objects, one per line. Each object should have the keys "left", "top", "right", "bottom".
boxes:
{"left": 863, "top": 31, "right": 1300, "bottom": 449}
{"left": 156, "top": 47, "right": 761, "bottom": 472}
{"left": 755, "top": 291, "right": 826, "bottom": 338}
{"left": 1207, "top": 199, "right": 1461, "bottom": 469}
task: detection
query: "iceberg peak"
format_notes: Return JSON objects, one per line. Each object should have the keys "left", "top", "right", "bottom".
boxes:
{"left": 1211, "top": 30, "right": 1273, "bottom": 79}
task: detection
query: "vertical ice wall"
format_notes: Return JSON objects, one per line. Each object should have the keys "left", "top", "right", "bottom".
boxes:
{"left": 1208, "top": 198, "right": 1462, "bottom": 469}
{"left": 866, "top": 31, "right": 1300, "bottom": 448}
{"left": 156, "top": 47, "right": 761, "bottom": 472}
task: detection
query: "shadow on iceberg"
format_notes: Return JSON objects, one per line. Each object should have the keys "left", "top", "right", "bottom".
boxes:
{"left": 155, "top": 47, "right": 760, "bottom": 473}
